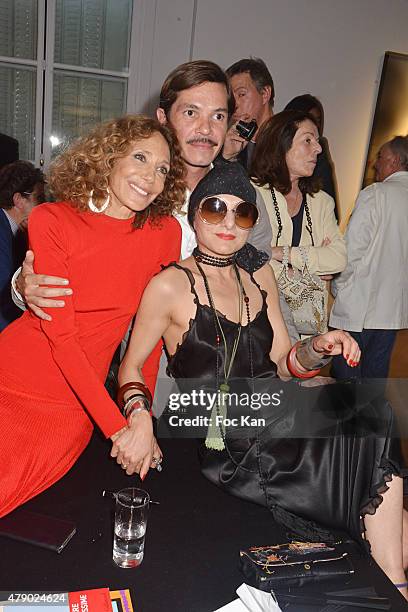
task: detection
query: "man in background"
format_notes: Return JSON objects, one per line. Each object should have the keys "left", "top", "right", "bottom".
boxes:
{"left": 330, "top": 136, "right": 408, "bottom": 379}
{"left": 0, "top": 160, "right": 44, "bottom": 330}
{"left": 222, "top": 57, "right": 274, "bottom": 169}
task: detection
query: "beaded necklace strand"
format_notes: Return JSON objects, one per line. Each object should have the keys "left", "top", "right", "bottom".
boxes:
{"left": 194, "top": 255, "right": 254, "bottom": 454}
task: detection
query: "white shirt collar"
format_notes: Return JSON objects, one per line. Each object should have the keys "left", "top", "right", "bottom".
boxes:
{"left": 3, "top": 209, "right": 19, "bottom": 235}
{"left": 383, "top": 170, "right": 408, "bottom": 182}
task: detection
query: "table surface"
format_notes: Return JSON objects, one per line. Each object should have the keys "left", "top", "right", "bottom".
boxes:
{"left": 0, "top": 433, "right": 407, "bottom": 612}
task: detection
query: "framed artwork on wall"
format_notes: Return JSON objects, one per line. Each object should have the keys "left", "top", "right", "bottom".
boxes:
{"left": 363, "top": 51, "right": 408, "bottom": 188}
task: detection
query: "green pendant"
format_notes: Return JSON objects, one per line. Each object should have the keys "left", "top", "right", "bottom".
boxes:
{"left": 219, "top": 383, "right": 230, "bottom": 393}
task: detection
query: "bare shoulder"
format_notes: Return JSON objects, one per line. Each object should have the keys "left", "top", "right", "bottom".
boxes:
{"left": 145, "top": 262, "right": 191, "bottom": 301}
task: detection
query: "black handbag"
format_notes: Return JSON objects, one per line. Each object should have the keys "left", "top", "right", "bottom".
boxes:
{"left": 240, "top": 540, "right": 357, "bottom": 590}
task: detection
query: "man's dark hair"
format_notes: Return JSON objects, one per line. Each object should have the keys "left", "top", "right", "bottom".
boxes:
{"left": 226, "top": 58, "right": 275, "bottom": 109}
{"left": 388, "top": 135, "right": 408, "bottom": 171}
{"left": 251, "top": 110, "right": 321, "bottom": 195}
{"left": 284, "top": 94, "right": 324, "bottom": 135}
{"left": 0, "top": 160, "right": 45, "bottom": 210}
{"left": 159, "top": 60, "right": 235, "bottom": 118}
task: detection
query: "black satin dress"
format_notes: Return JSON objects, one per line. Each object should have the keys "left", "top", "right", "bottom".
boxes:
{"left": 165, "top": 264, "right": 406, "bottom": 544}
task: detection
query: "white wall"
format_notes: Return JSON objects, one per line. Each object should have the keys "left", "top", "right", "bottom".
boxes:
{"left": 136, "top": 0, "right": 408, "bottom": 221}
{"left": 137, "top": 0, "right": 196, "bottom": 115}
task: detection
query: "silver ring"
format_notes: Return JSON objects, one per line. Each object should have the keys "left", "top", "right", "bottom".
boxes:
{"left": 154, "top": 457, "right": 163, "bottom": 472}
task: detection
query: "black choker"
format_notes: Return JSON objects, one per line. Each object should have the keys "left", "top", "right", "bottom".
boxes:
{"left": 193, "top": 247, "right": 236, "bottom": 268}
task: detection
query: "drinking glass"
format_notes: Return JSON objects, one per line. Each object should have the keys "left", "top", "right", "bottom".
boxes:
{"left": 113, "top": 487, "right": 150, "bottom": 568}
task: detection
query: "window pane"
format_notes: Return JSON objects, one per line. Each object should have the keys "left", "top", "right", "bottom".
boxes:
{"left": 0, "top": 0, "right": 38, "bottom": 60}
{"left": 51, "top": 71, "right": 127, "bottom": 155}
{"left": 54, "top": 0, "right": 132, "bottom": 72}
{"left": 0, "top": 64, "right": 36, "bottom": 160}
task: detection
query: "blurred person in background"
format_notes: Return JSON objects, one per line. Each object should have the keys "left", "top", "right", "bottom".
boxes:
{"left": 222, "top": 57, "right": 274, "bottom": 170}
{"left": 330, "top": 136, "right": 408, "bottom": 379}
{"left": 0, "top": 160, "right": 44, "bottom": 330}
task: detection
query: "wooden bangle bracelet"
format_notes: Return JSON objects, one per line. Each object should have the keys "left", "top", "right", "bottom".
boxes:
{"left": 117, "top": 382, "right": 152, "bottom": 409}
{"left": 286, "top": 343, "right": 321, "bottom": 379}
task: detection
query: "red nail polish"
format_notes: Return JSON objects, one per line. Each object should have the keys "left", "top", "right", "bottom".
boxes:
{"left": 345, "top": 354, "right": 349, "bottom": 359}
{"left": 327, "top": 344, "right": 333, "bottom": 350}
{"left": 141, "top": 474, "right": 145, "bottom": 481}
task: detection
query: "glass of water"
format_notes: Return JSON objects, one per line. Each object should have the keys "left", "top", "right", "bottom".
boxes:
{"left": 113, "top": 487, "right": 150, "bottom": 568}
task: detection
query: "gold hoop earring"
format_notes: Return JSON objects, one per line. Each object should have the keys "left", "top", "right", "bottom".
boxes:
{"left": 88, "top": 188, "right": 110, "bottom": 213}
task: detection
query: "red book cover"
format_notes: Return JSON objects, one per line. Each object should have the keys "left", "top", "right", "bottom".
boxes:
{"left": 68, "top": 588, "right": 112, "bottom": 612}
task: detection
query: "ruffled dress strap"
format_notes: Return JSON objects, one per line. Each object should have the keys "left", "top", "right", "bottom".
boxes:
{"left": 162, "top": 261, "right": 200, "bottom": 303}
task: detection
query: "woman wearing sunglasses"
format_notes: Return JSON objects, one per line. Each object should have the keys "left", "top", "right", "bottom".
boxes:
{"left": 116, "top": 162, "right": 407, "bottom": 596}
{"left": 250, "top": 110, "right": 346, "bottom": 336}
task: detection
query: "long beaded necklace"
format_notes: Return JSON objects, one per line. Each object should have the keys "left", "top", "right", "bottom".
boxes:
{"left": 194, "top": 255, "right": 254, "bottom": 451}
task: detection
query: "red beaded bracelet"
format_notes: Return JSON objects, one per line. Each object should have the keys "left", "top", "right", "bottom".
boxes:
{"left": 117, "top": 381, "right": 152, "bottom": 410}
{"left": 286, "top": 342, "right": 321, "bottom": 379}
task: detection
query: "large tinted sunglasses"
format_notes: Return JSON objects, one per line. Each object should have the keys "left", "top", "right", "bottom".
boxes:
{"left": 198, "top": 196, "right": 258, "bottom": 230}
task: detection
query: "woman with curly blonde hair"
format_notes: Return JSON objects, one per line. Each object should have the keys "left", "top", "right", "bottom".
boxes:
{"left": 0, "top": 114, "right": 185, "bottom": 516}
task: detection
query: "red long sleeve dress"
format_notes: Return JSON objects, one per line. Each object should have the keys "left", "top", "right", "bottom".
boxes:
{"left": 0, "top": 202, "right": 181, "bottom": 517}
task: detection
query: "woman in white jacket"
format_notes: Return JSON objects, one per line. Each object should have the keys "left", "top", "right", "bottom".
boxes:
{"left": 251, "top": 110, "right": 346, "bottom": 335}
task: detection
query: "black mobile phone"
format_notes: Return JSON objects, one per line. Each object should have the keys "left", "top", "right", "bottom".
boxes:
{"left": 235, "top": 119, "right": 258, "bottom": 141}
{"left": 0, "top": 508, "right": 76, "bottom": 553}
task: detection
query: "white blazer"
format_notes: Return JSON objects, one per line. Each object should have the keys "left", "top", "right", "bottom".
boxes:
{"left": 330, "top": 171, "right": 408, "bottom": 332}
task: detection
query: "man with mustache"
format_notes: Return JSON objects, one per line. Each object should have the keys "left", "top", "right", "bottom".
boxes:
{"left": 156, "top": 59, "right": 272, "bottom": 260}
